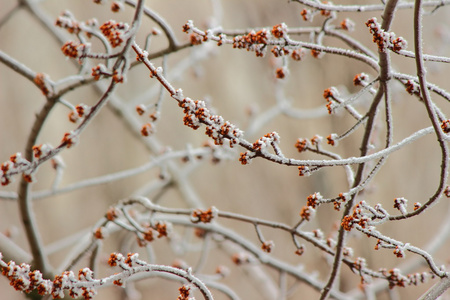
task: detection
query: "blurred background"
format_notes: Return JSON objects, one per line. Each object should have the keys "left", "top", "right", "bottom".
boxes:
{"left": 1, "top": 0, "right": 450, "bottom": 299}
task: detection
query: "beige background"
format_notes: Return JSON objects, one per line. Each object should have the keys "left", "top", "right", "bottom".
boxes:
{"left": 1, "top": 0, "right": 450, "bottom": 299}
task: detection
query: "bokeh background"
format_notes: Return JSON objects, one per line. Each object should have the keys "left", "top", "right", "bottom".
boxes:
{"left": 1, "top": 0, "right": 450, "bottom": 299}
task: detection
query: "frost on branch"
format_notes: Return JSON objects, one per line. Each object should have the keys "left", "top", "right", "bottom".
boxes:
{"left": 0, "top": 256, "right": 96, "bottom": 299}
{"left": 0, "top": 252, "right": 212, "bottom": 300}
{"left": 1, "top": 153, "right": 31, "bottom": 186}
{"left": 393, "top": 197, "right": 408, "bottom": 215}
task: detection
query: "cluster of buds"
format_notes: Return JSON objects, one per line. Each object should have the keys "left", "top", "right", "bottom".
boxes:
{"left": 295, "top": 245, "right": 305, "bottom": 256}
{"left": 340, "top": 18, "right": 355, "bottom": 31}
{"left": 333, "top": 193, "right": 349, "bottom": 211}
{"left": 112, "top": 69, "right": 124, "bottom": 83}
{"left": 310, "top": 49, "right": 323, "bottom": 58}
{"left": 271, "top": 46, "right": 306, "bottom": 62}
{"left": 1, "top": 153, "right": 31, "bottom": 186}
{"left": 320, "top": 5, "right": 332, "bottom": 17}
{"left": 326, "top": 237, "right": 337, "bottom": 249}
{"left": 136, "top": 105, "right": 159, "bottom": 137}
{"left": 215, "top": 265, "right": 230, "bottom": 277}
{"left": 291, "top": 48, "right": 306, "bottom": 61}
{"left": 154, "top": 221, "right": 171, "bottom": 238}
{"left": 353, "top": 257, "right": 367, "bottom": 272}
{"left": 231, "top": 252, "right": 252, "bottom": 265}
{"left": 32, "top": 144, "right": 53, "bottom": 159}
{"left": 366, "top": 18, "right": 408, "bottom": 53}
{"left": 142, "top": 225, "right": 155, "bottom": 243}
{"left": 183, "top": 21, "right": 308, "bottom": 61}
{"left": 110, "top": 1, "right": 124, "bottom": 13}
{"left": 139, "top": 221, "right": 171, "bottom": 244}
{"left": 271, "top": 23, "right": 288, "bottom": 39}
{"left": 216, "top": 33, "right": 227, "bottom": 47}
{"left": 55, "top": 12, "right": 98, "bottom": 39}
{"left": 406, "top": 272, "right": 431, "bottom": 286}
{"left": 393, "top": 197, "right": 408, "bottom": 215}
{"left": 261, "top": 240, "right": 275, "bottom": 253}
{"left": 206, "top": 117, "right": 243, "bottom": 147}
{"left": 405, "top": 80, "right": 420, "bottom": 95}
{"left": 297, "top": 165, "right": 311, "bottom": 177}
{"left": 136, "top": 104, "right": 147, "bottom": 116}
{"left": 341, "top": 201, "right": 371, "bottom": 231}
{"left": 299, "top": 4, "right": 338, "bottom": 21}
{"left": 61, "top": 131, "right": 79, "bottom": 148}
{"left": 300, "top": 9, "right": 314, "bottom": 21}
{"left": 0, "top": 255, "right": 97, "bottom": 299}
{"left": 294, "top": 138, "right": 310, "bottom": 153}
{"left": 182, "top": 20, "right": 193, "bottom": 33}
{"left": 68, "top": 104, "right": 92, "bottom": 123}
{"left": 185, "top": 22, "right": 290, "bottom": 58}
{"left": 343, "top": 201, "right": 389, "bottom": 231}
{"left": 108, "top": 252, "right": 140, "bottom": 268}
{"left": 271, "top": 45, "right": 290, "bottom": 58}
{"left": 374, "top": 238, "right": 386, "bottom": 251}
{"left": 182, "top": 21, "right": 207, "bottom": 45}
{"left": 306, "top": 192, "right": 323, "bottom": 208}
{"left": 353, "top": 73, "right": 369, "bottom": 86}
{"left": 385, "top": 268, "right": 407, "bottom": 288}
{"left": 275, "top": 67, "right": 288, "bottom": 79}
{"left": 232, "top": 29, "right": 269, "bottom": 57}
{"left": 299, "top": 205, "right": 316, "bottom": 221}
{"left": 1, "top": 257, "right": 38, "bottom": 294}
{"left": 179, "top": 98, "right": 210, "bottom": 130}
{"left": 441, "top": 120, "right": 450, "bottom": 133}
{"left": 445, "top": 186, "right": 450, "bottom": 197}
{"left": 238, "top": 151, "right": 255, "bottom": 165}
{"left": 61, "top": 41, "right": 90, "bottom": 60}
{"left": 140, "top": 123, "right": 154, "bottom": 136}
{"left": 323, "top": 87, "right": 340, "bottom": 114}
{"left": 191, "top": 206, "right": 219, "bottom": 223}
{"left": 178, "top": 97, "right": 244, "bottom": 148}
{"left": 34, "top": 73, "right": 53, "bottom": 96}
{"left": 76, "top": 104, "right": 90, "bottom": 118}
{"left": 326, "top": 133, "right": 339, "bottom": 146}
{"left": 190, "top": 33, "right": 203, "bottom": 45}
{"left": 91, "top": 64, "right": 109, "bottom": 81}
{"left": 393, "top": 244, "right": 408, "bottom": 258}
{"left": 342, "top": 247, "right": 354, "bottom": 257}
{"left": 377, "top": 240, "right": 425, "bottom": 262}
{"left": 310, "top": 135, "right": 323, "bottom": 147}
{"left": 312, "top": 229, "right": 324, "bottom": 239}
{"left": 252, "top": 132, "right": 280, "bottom": 152}
{"left": 177, "top": 285, "right": 191, "bottom": 300}
{"left": 55, "top": 11, "right": 80, "bottom": 34}
{"left": 100, "top": 20, "right": 129, "bottom": 48}
{"left": 413, "top": 202, "right": 422, "bottom": 211}
{"left": 93, "top": 227, "right": 106, "bottom": 239}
